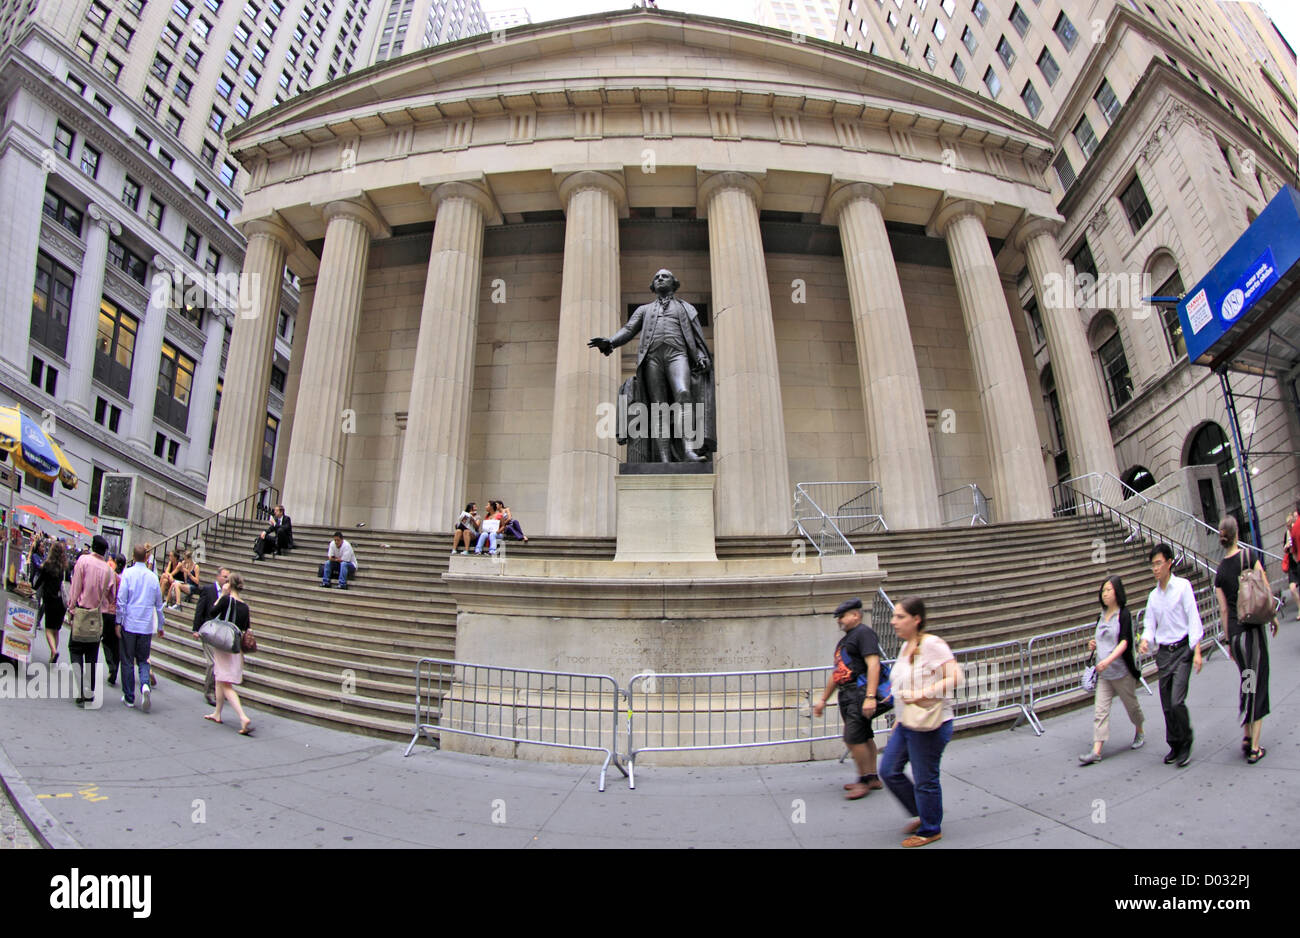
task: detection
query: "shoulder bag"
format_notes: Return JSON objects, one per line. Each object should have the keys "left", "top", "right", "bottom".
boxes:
{"left": 70, "top": 605, "right": 102, "bottom": 643}
{"left": 198, "top": 600, "right": 241, "bottom": 654}
{"left": 899, "top": 636, "right": 945, "bottom": 731}
{"left": 1080, "top": 649, "right": 1099, "bottom": 693}
{"left": 241, "top": 604, "right": 257, "bottom": 654}
{"left": 1236, "top": 549, "right": 1273, "bottom": 625}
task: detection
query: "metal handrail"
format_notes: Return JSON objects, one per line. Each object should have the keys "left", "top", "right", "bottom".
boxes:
{"left": 939, "top": 484, "right": 993, "bottom": 526}
{"left": 151, "top": 485, "right": 278, "bottom": 570}
{"left": 792, "top": 483, "right": 856, "bottom": 557}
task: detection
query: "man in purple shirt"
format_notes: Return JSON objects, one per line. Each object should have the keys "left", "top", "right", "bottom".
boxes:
{"left": 115, "top": 544, "right": 165, "bottom": 713}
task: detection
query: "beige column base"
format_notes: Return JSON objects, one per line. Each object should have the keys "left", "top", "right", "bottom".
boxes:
{"left": 614, "top": 473, "right": 717, "bottom": 563}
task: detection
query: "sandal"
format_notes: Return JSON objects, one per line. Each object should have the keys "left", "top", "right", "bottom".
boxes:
{"left": 1242, "top": 736, "right": 1252, "bottom": 756}
{"left": 239, "top": 722, "right": 255, "bottom": 736}
{"left": 1247, "top": 747, "right": 1266, "bottom": 764}
{"left": 902, "top": 832, "right": 942, "bottom": 848}
{"left": 903, "top": 819, "right": 922, "bottom": 835}
{"left": 203, "top": 714, "right": 223, "bottom": 724}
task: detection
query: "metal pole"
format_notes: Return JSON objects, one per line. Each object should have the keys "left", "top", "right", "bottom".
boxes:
{"left": 1219, "top": 370, "right": 1264, "bottom": 550}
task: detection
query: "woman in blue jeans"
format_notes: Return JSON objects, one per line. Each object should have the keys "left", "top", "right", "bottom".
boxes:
{"left": 879, "top": 596, "right": 961, "bottom": 848}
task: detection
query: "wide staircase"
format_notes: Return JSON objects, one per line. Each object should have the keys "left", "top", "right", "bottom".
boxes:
{"left": 148, "top": 513, "right": 1211, "bottom": 741}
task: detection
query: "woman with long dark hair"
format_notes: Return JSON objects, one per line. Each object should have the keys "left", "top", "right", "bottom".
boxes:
{"left": 1078, "top": 576, "right": 1145, "bottom": 764}
{"left": 33, "top": 541, "right": 68, "bottom": 664}
{"left": 1214, "top": 516, "right": 1274, "bottom": 764}
{"left": 878, "top": 597, "right": 961, "bottom": 848}
{"left": 203, "top": 571, "right": 254, "bottom": 735}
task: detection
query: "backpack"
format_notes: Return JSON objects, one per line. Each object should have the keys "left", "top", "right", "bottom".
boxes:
{"left": 857, "top": 660, "right": 894, "bottom": 714}
{"left": 1237, "top": 549, "right": 1273, "bottom": 626}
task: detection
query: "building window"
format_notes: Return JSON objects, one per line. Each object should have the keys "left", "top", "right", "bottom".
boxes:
{"left": 1038, "top": 47, "right": 1060, "bottom": 85}
{"left": 155, "top": 342, "right": 196, "bottom": 432}
{"left": 66, "top": 74, "right": 87, "bottom": 95}
{"left": 79, "top": 144, "right": 101, "bottom": 179}
{"left": 1119, "top": 175, "right": 1152, "bottom": 232}
{"left": 1073, "top": 116, "right": 1099, "bottom": 159}
{"left": 1024, "top": 298, "right": 1045, "bottom": 346}
{"left": 1009, "top": 3, "right": 1029, "bottom": 37}
{"left": 961, "top": 25, "right": 976, "bottom": 53}
{"left": 234, "top": 21, "right": 249, "bottom": 44}
{"left": 932, "top": 20, "right": 946, "bottom": 42}
{"left": 172, "top": 0, "right": 193, "bottom": 19}
{"left": 76, "top": 33, "right": 97, "bottom": 62}
{"left": 159, "top": 149, "right": 174, "bottom": 170}
{"left": 88, "top": 466, "right": 106, "bottom": 514}
{"left": 924, "top": 45, "right": 936, "bottom": 70}
{"left": 53, "top": 122, "right": 75, "bottom": 159}
{"left": 1095, "top": 323, "right": 1134, "bottom": 411}
{"left": 215, "top": 201, "right": 230, "bottom": 220}
{"left": 205, "top": 0, "right": 222, "bottom": 11}
{"left": 205, "top": 248, "right": 221, "bottom": 274}
{"left": 194, "top": 16, "right": 211, "bottom": 39}
{"left": 183, "top": 228, "right": 201, "bottom": 259}
{"left": 143, "top": 88, "right": 161, "bottom": 116}
{"left": 983, "top": 66, "right": 1001, "bottom": 98}
{"left": 95, "top": 299, "right": 138, "bottom": 397}
{"left": 113, "top": 22, "right": 134, "bottom": 50}
{"left": 194, "top": 180, "right": 210, "bottom": 201}
{"left": 1053, "top": 12, "right": 1077, "bottom": 51}
{"left": 225, "top": 48, "right": 241, "bottom": 70}
{"left": 102, "top": 57, "right": 122, "bottom": 84}
{"left": 270, "top": 364, "right": 286, "bottom": 392}
{"left": 174, "top": 75, "right": 193, "bottom": 103}
{"left": 219, "top": 161, "right": 237, "bottom": 188}
{"left": 124, "top": 0, "right": 145, "bottom": 15}
{"left": 200, "top": 140, "right": 218, "bottom": 167}
{"left": 278, "top": 69, "right": 291, "bottom": 90}
{"left": 152, "top": 54, "right": 171, "bottom": 82}
{"left": 93, "top": 399, "right": 122, "bottom": 434}
{"left": 30, "top": 357, "right": 60, "bottom": 395}
{"left": 1158, "top": 271, "right": 1186, "bottom": 360}
{"left": 87, "top": 1, "right": 109, "bottom": 26}
{"left": 244, "top": 68, "right": 260, "bottom": 90}
{"left": 209, "top": 109, "right": 226, "bottom": 134}
{"left": 996, "top": 35, "right": 1015, "bottom": 68}
{"left": 147, "top": 197, "right": 165, "bottom": 230}
{"left": 261, "top": 414, "right": 278, "bottom": 480}
{"left": 184, "top": 43, "right": 202, "bottom": 69}
{"left": 31, "top": 252, "right": 76, "bottom": 357}
{"left": 951, "top": 53, "right": 966, "bottom": 82}
{"left": 216, "top": 75, "right": 234, "bottom": 101}
{"left": 1014, "top": 79, "right": 1042, "bottom": 120}
{"left": 1094, "top": 79, "right": 1121, "bottom": 124}
{"left": 236, "top": 96, "right": 252, "bottom": 119}
{"left": 971, "top": 0, "right": 988, "bottom": 26}
{"left": 121, "top": 177, "right": 142, "bottom": 212}
{"left": 1187, "top": 423, "right": 1244, "bottom": 533}
{"left": 165, "top": 109, "right": 183, "bottom": 136}
{"left": 162, "top": 23, "right": 182, "bottom": 49}
{"left": 1040, "top": 366, "right": 1070, "bottom": 482}
{"left": 107, "top": 238, "right": 148, "bottom": 284}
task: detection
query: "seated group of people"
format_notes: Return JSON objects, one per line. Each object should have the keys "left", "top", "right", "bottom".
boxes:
{"left": 453, "top": 500, "right": 527, "bottom": 555}
{"left": 249, "top": 506, "right": 358, "bottom": 590}
{"left": 158, "top": 549, "right": 202, "bottom": 610}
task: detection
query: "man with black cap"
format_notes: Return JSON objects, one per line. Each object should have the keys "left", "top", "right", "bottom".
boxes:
{"left": 65, "top": 534, "right": 117, "bottom": 707}
{"left": 814, "top": 597, "right": 888, "bottom": 800}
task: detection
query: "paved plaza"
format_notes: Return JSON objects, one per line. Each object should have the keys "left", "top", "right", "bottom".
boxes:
{"left": 1, "top": 622, "right": 1295, "bottom": 850}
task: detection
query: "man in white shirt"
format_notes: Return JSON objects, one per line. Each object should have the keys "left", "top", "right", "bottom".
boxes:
{"left": 321, "top": 531, "right": 358, "bottom": 590}
{"left": 1138, "top": 543, "right": 1204, "bottom": 768}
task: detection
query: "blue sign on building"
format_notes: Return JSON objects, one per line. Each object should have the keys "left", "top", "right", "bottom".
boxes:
{"left": 1179, "top": 185, "right": 1300, "bottom": 366}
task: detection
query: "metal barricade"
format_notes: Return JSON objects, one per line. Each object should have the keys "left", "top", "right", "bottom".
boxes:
{"left": 871, "top": 587, "right": 900, "bottom": 661}
{"left": 624, "top": 667, "right": 844, "bottom": 788}
{"left": 1025, "top": 623, "right": 1099, "bottom": 731}
{"left": 404, "top": 658, "right": 627, "bottom": 791}
{"left": 949, "top": 639, "right": 1036, "bottom": 733}
{"left": 939, "top": 484, "right": 993, "bottom": 526}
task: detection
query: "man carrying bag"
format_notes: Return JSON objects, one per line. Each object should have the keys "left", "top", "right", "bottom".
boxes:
{"left": 66, "top": 535, "right": 117, "bottom": 708}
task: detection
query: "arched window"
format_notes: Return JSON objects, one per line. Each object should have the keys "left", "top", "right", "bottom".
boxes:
{"left": 1147, "top": 250, "right": 1186, "bottom": 361}
{"left": 1121, "top": 465, "right": 1156, "bottom": 494}
{"left": 1089, "top": 312, "right": 1133, "bottom": 411}
{"left": 1041, "top": 365, "right": 1070, "bottom": 483}
{"left": 1186, "top": 423, "right": 1244, "bottom": 533}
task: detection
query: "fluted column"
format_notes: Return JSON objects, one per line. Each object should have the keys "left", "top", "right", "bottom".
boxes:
{"left": 128, "top": 256, "right": 175, "bottom": 449}
{"left": 63, "top": 203, "right": 120, "bottom": 417}
{"left": 271, "top": 275, "right": 315, "bottom": 496}
{"left": 934, "top": 198, "right": 1051, "bottom": 521}
{"left": 545, "top": 170, "right": 626, "bottom": 537}
{"left": 825, "top": 182, "right": 941, "bottom": 529}
{"left": 0, "top": 145, "right": 48, "bottom": 373}
{"left": 206, "top": 216, "right": 291, "bottom": 510}
{"left": 698, "top": 170, "right": 791, "bottom": 536}
{"left": 1014, "top": 216, "right": 1121, "bottom": 485}
{"left": 394, "top": 179, "right": 499, "bottom": 531}
{"left": 185, "top": 308, "right": 230, "bottom": 480}
{"left": 281, "top": 196, "right": 389, "bottom": 525}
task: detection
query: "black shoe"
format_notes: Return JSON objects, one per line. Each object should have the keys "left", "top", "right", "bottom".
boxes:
{"left": 1163, "top": 749, "right": 1179, "bottom": 764}
{"left": 1177, "top": 747, "right": 1192, "bottom": 768}
{"left": 339, "top": 583, "right": 348, "bottom": 590}
{"left": 107, "top": 677, "right": 117, "bottom": 687}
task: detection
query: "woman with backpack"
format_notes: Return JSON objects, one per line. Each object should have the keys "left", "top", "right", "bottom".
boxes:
{"left": 1078, "top": 576, "right": 1145, "bottom": 765}
{"left": 1214, "top": 517, "right": 1275, "bottom": 764}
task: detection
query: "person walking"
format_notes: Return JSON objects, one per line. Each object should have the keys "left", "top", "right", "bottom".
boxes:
{"left": 1213, "top": 517, "right": 1275, "bottom": 764}
{"left": 115, "top": 544, "right": 165, "bottom": 712}
{"left": 878, "top": 597, "right": 960, "bottom": 848}
{"left": 66, "top": 535, "right": 117, "bottom": 708}
{"left": 32, "top": 541, "right": 68, "bottom": 665}
{"left": 1286, "top": 506, "right": 1300, "bottom": 619}
{"left": 1138, "top": 543, "right": 1204, "bottom": 768}
{"left": 1078, "top": 576, "right": 1145, "bottom": 764}
{"left": 321, "top": 532, "right": 358, "bottom": 588}
{"left": 812, "top": 597, "right": 887, "bottom": 800}
{"left": 99, "top": 554, "right": 121, "bottom": 688}
{"left": 193, "top": 567, "right": 230, "bottom": 707}
{"left": 203, "top": 571, "right": 254, "bottom": 736}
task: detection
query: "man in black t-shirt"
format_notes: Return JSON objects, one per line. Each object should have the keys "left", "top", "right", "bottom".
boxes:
{"left": 813, "top": 597, "right": 886, "bottom": 800}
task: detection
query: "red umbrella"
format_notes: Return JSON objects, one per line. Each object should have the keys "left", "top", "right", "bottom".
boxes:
{"left": 54, "top": 519, "right": 93, "bottom": 536}
{"left": 17, "top": 504, "right": 54, "bottom": 522}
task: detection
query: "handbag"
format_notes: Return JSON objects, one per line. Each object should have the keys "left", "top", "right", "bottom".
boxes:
{"left": 898, "top": 637, "right": 945, "bottom": 731}
{"left": 1081, "top": 650, "right": 1099, "bottom": 693}
{"left": 198, "top": 600, "right": 241, "bottom": 654}
{"left": 1236, "top": 549, "right": 1273, "bottom": 625}
{"left": 70, "top": 606, "right": 102, "bottom": 643}
{"left": 241, "top": 625, "right": 257, "bottom": 653}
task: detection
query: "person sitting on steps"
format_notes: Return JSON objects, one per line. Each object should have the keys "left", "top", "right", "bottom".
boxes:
{"left": 320, "top": 531, "right": 358, "bottom": 589}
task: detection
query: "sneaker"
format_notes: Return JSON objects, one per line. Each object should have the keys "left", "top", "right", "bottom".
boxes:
{"left": 122, "top": 695, "right": 135, "bottom": 708}
{"left": 1078, "top": 751, "right": 1102, "bottom": 765}
{"left": 140, "top": 684, "right": 151, "bottom": 713}
{"left": 1131, "top": 732, "right": 1145, "bottom": 750}
{"left": 1163, "top": 749, "right": 1179, "bottom": 764}
{"left": 1177, "top": 747, "right": 1192, "bottom": 768}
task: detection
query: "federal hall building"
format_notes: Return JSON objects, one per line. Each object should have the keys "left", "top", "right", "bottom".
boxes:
{"left": 207, "top": 8, "right": 1300, "bottom": 542}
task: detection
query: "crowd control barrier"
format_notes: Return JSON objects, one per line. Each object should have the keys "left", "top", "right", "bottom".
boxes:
{"left": 404, "top": 658, "right": 627, "bottom": 791}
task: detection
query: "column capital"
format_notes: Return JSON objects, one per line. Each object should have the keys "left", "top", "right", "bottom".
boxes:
{"left": 296, "top": 274, "right": 318, "bottom": 292}
{"left": 421, "top": 173, "right": 503, "bottom": 226}
{"left": 86, "top": 203, "right": 122, "bottom": 237}
{"left": 1010, "top": 211, "right": 1065, "bottom": 252}
{"left": 239, "top": 212, "right": 298, "bottom": 252}
{"left": 554, "top": 168, "right": 627, "bottom": 216}
{"left": 928, "top": 194, "right": 992, "bottom": 237}
{"left": 696, "top": 168, "right": 765, "bottom": 216}
{"left": 313, "top": 191, "right": 392, "bottom": 239}
{"left": 821, "top": 178, "right": 890, "bottom": 226}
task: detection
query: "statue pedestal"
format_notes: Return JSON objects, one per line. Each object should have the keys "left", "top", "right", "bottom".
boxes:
{"left": 614, "top": 471, "right": 717, "bottom": 563}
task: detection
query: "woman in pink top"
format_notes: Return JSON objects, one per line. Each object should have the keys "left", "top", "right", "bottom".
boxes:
{"left": 878, "top": 597, "right": 961, "bottom": 848}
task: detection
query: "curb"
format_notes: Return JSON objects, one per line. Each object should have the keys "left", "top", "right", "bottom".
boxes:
{"left": 0, "top": 739, "right": 83, "bottom": 850}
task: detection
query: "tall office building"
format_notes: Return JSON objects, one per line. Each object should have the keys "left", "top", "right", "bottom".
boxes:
{"left": 483, "top": 6, "right": 530, "bottom": 32}
{"left": 368, "top": 0, "right": 490, "bottom": 62}
{"left": 754, "top": 0, "right": 841, "bottom": 40}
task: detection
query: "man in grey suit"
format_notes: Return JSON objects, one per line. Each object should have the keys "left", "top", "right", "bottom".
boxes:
{"left": 589, "top": 268, "right": 715, "bottom": 463}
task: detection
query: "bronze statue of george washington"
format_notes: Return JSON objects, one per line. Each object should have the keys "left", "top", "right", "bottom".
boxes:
{"left": 589, "top": 269, "right": 716, "bottom": 464}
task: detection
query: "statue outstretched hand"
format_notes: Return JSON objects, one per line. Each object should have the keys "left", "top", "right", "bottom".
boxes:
{"left": 588, "top": 337, "right": 614, "bottom": 356}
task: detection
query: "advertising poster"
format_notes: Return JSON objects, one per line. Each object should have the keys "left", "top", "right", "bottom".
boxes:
{"left": 1, "top": 596, "right": 37, "bottom": 663}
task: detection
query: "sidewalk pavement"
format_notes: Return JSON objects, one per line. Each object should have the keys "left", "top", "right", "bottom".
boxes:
{"left": 0, "top": 626, "right": 1295, "bottom": 849}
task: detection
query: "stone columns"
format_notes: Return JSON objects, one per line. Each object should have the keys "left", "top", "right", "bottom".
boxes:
{"left": 0, "top": 144, "right": 48, "bottom": 374}
{"left": 185, "top": 308, "right": 230, "bottom": 481}
{"left": 698, "top": 170, "right": 791, "bottom": 536}
{"left": 271, "top": 275, "right": 316, "bottom": 496}
{"left": 1014, "top": 216, "right": 1121, "bottom": 484}
{"left": 825, "top": 181, "right": 941, "bottom": 529}
{"left": 280, "top": 195, "right": 389, "bottom": 526}
{"left": 545, "top": 170, "right": 626, "bottom": 537}
{"left": 933, "top": 198, "right": 1051, "bottom": 521}
{"left": 394, "top": 178, "right": 499, "bottom": 532}
{"left": 127, "top": 256, "right": 174, "bottom": 450}
{"left": 205, "top": 216, "right": 291, "bottom": 510}
{"left": 63, "top": 203, "right": 120, "bottom": 417}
